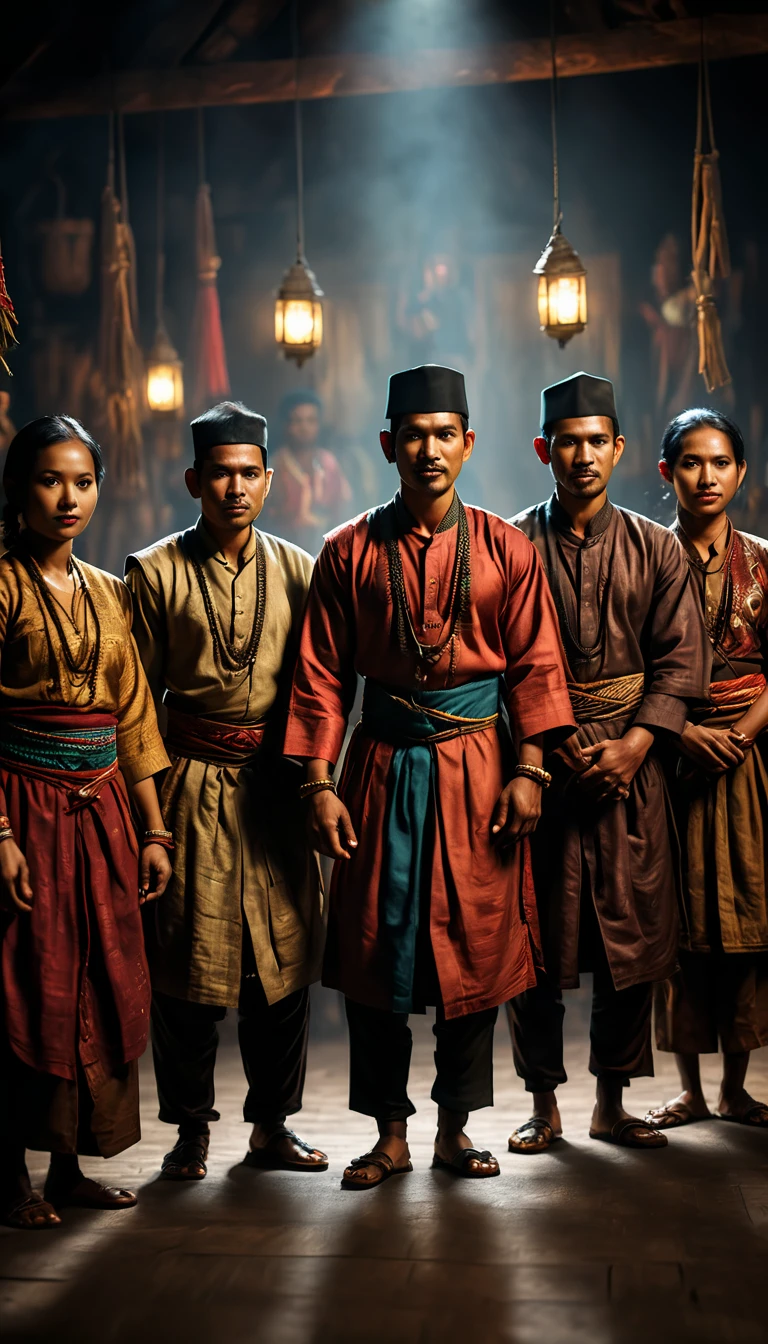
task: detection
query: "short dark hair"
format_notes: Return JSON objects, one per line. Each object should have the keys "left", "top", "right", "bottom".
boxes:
{"left": 191, "top": 400, "right": 267, "bottom": 471}
{"left": 660, "top": 407, "right": 745, "bottom": 469}
{"left": 279, "top": 389, "right": 323, "bottom": 419}
{"left": 389, "top": 413, "right": 469, "bottom": 440}
{"left": 543, "top": 416, "right": 620, "bottom": 446}
{"left": 2, "top": 415, "right": 105, "bottom": 547}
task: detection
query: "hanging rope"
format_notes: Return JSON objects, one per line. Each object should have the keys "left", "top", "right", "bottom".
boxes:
{"left": 549, "top": 0, "right": 561, "bottom": 233}
{"left": 691, "top": 19, "right": 731, "bottom": 393}
{"left": 0, "top": 235, "right": 19, "bottom": 376}
{"left": 189, "top": 107, "right": 231, "bottom": 415}
{"left": 98, "top": 112, "right": 145, "bottom": 497}
{"left": 292, "top": 0, "right": 306, "bottom": 260}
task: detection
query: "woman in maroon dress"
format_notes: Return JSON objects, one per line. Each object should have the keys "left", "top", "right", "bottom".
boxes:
{"left": 0, "top": 416, "right": 171, "bottom": 1229}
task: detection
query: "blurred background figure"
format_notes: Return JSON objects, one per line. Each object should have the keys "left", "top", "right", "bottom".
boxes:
{"left": 266, "top": 389, "right": 353, "bottom": 554}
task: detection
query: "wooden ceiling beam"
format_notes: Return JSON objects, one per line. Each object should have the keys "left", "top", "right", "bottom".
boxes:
{"left": 4, "top": 13, "right": 767, "bottom": 119}
{"left": 193, "top": 0, "right": 286, "bottom": 65}
{"left": 126, "top": 1, "right": 229, "bottom": 69}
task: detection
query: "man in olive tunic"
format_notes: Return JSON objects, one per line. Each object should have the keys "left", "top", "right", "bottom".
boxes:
{"left": 506, "top": 372, "right": 709, "bottom": 1152}
{"left": 125, "top": 401, "right": 326, "bottom": 1179}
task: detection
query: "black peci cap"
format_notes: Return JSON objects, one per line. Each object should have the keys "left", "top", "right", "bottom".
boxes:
{"left": 385, "top": 364, "right": 469, "bottom": 420}
{"left": 191, "top": 401, "right": 268, "bottom": 457}
{"left": 540, "top": 372, "right": 618, "bottom": 434}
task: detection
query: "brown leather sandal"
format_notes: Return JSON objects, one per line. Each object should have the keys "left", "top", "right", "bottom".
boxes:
{"left": 716, "top": 1102, "right": 768, "bottom": 1128}
{"left": 508, "top": 1117, "right": 562, "bottom": 1153}
{"left": 3, "top": 1192, "right": 61, "bottom": 1230}
{"left": 244, "top": 1129, "right": 328, "bottom": 1172}
{"left": 341, "top": 1150, "right": 413, "bottom": 1190}
{"left": 432, "top": 1147, "right": 500, "bottom": 1178}
{"left": 589, "top": 1118, "right": 668, "bottom": 1149}
{"left": 160, "top": 1134, "right": 210, "bottom": 1181}
{"left": 45, "top": 1178, "right": 137, "bottom": 1210}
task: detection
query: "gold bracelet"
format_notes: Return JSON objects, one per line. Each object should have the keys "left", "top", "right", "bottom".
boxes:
{"left": 299, "top": 778, "right": 337, "bottom": 800}
{"left": 0, "top": 828, "right": 14, "bottom": 844}
{"left": 514, "top": 763, "right": 552, "bottom": 789}
{"left": 144, "top": 827, "right": 174, "bottom": 840}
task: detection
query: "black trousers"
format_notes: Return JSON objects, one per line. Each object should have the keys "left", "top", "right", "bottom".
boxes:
{"left": 151, "top": 978, "right": 310, "bottom": 1134}
{"left": 345, "top": 997, "right": 498, "bottom": 1122}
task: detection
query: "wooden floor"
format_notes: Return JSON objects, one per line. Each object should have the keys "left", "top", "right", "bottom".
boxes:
{"left": 2, "top": 986, "right": 767, "bottom": 1344}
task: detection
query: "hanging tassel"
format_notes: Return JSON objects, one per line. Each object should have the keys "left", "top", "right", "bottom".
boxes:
{"left": 189, "top": 113, "right": 230, "bottom": 415}
{"left": 97, "top": 117, "right": 145, "bottom": 497}
{"left": 690, "top": 30, "right": 731, "bottom": 394}
{"left": 0, "top": 246, "right": 19, "bottom": 376}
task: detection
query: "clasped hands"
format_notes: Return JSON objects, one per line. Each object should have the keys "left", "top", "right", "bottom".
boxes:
{"left": 679, "top": 721, "right": 752, "bottom": 774}
{"left": 555, "top": 726, "right": 653, "bottom": 803}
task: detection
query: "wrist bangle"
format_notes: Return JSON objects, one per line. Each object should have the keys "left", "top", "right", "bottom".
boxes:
{"left": 143, "top": 831, "right": 174, "bottom": 852}
{"left": 0, "top": 828, "right": 14, "bottom": 844}
{"left": 300, "top": 778, "right": 337, "bottom": 801}
{"left": 144, "top": 828, "right": 173, "bottom": 840}
{"left": 514, "top": 763, "right": 552, "bottom": 789}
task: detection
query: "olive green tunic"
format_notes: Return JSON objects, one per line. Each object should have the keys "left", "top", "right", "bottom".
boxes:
{"left": 125, "top": 518, "right": 324, "bottom": 1007}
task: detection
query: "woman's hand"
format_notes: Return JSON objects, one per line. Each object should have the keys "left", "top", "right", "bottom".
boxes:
{"left": 139, "top": 843, "right": 172, "bottom": 906}
{"left": 306, "top": 790, "right": 358, "bottom": 860}
{"left": 0, "top": 840, "right": 33, "bottom": 914}
{"left": 491, "top": 777, "right": 542, "bottom": 847}
{"left": 679, "top": 722, "right": 746, "bottom": 774}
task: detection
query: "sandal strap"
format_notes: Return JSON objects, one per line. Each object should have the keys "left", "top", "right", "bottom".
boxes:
{"left": 516, "top": 1118, "right": 554, "bottom": 1140}
{"left": 163, "top": 1137, "right": 209, "bottom": 1170}
{"left": 347, "top": 1150, "right": 394, "bottom": 1174}
{"left": 269, "top": 1129, "right": 316, "bottom": 1155}
{"left": 9, "top": 1193, "right": 53, "bottom": 1218}
{"left": 613, "top": 1119, "right": 655, "bottom": 1140}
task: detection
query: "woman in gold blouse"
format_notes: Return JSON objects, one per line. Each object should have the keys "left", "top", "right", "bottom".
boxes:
{"left": 0, "top": 416, "right": 171, "bottom": 1230}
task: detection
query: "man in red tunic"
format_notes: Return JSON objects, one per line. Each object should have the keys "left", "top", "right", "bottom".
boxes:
{"left": 284, "top": 364, "right": 574, "bottom": 1188}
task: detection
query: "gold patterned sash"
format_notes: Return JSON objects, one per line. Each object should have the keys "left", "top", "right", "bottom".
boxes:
{"left": 566, "top": 672, "right": 645, "bottom": 724}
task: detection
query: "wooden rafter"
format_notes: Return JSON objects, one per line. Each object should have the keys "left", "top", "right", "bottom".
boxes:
{"left": 3, "top": 13, "right": 767, "bottom": 119}
{"left": 193, "top": 0, "right": 286, "bottom": 65}
{"left": 126, "top": 0, "right": 229, "bottom": 69}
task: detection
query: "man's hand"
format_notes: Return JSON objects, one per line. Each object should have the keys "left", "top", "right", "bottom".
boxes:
{"left": 679, "top": 721, "right": 746, "bottom": 774}
{"left": 0, "top": 840, "right": 33, "bottom": 914}
{"left": 491, "top": 776, "right": 542, "bottom": 847}
{"left": 139, "top": 844, "right": 173, "bottom": 906}
{"left": 554, "top": 734, "right": 590, "bottom": 774}
{"left": 577, "top": 727, "right": 654, "bottom": 802}
{"left": 307, "top": 790, "right": 358, "bottom": 860}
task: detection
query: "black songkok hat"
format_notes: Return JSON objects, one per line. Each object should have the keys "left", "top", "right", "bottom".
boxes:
{"left": 191, "top": 400, "right": 268, "bottom": 458}
{"left": 540, "top": 372, "right": 618, "bottom": 434}
{"left": 385, "top": 364, "right": 469, "bottom": 420}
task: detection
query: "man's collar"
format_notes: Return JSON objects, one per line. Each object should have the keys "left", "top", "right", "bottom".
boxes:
{"left": 547, "top": 491, "right": 613, "bottom": 540}
{"left": 195, "top": 515, "right": 257, "bottom": 569}
{"left": 394, "top": 490, "right": 459, "bottom": 537}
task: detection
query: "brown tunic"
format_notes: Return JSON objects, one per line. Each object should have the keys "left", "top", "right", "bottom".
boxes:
{"left": 126, "top": 518, "right": 324, "bottom": 1008}
{"left": 511, "top": 495, "right": 710, "bottom": 991}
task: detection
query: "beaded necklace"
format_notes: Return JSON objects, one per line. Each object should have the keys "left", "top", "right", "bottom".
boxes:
{"left": 19, "top": 549, "right": 101, "bottom": 705}
{"left": 188, "top": 530, "right": 268, "bottom": 675}
{"left": 386, "top": 492, "right": 471, "bottom": 683}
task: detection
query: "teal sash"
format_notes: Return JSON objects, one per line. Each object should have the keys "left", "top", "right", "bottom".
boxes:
{"left": 360, "top": 676, "right": 501, "bottom": 1012}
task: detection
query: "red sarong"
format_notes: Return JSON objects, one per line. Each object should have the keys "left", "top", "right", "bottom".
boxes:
{"left": 165, "top": 705, "right": 266, "bottom": 766}
{"left": 0, "top": 707, "right": 147, "bottom": 1082}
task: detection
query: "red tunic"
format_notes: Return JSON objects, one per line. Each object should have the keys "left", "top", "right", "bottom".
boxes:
{"left": 285, "top": 498, "right": 575, "bottom": 1017}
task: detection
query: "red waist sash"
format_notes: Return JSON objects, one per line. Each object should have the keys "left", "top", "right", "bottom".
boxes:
{"left": 708, "top": 673, "right": 766, "bottom": 715}
{"left": 165, "top": 705, "right": 267, "bottom": 767}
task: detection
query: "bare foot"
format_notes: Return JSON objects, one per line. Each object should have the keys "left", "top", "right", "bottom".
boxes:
{"left": 645, "top": 1089, "right": 711, "bottom": 1129}
{"left": 717, "top": 1087, "right": 768, "bottom": 1125}
{"left": 434, "top": 1127, "right": 498, "bottom": 1175}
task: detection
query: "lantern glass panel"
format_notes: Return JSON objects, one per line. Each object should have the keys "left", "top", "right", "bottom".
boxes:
{"left": 282, "top": 298, "right": 317, "bottom": 346}
{"left": 147, "top": 361, "right": 183, "bottom": 414}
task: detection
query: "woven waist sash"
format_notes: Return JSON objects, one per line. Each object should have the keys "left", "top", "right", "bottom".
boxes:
{"left": 165, "top": 704, "right": 267, "bottom": 768}
{"left": 566, "top": 672, "right": 645, "bottom": 724}
{"left": 708, "top": 672, "right": 766, "bottom": 716}
{"left": 0, "top": 706, "right": 119, "bottom": 812}
{"left": 359, "top": 675, "right": 500, "bottom": 1014}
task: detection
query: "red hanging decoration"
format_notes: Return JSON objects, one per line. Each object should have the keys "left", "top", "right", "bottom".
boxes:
{"left": 0, "top": 246, "right": 19, "bottom": 376}
{"left": 189, "top": 113, "right": 230, "bottom": 415}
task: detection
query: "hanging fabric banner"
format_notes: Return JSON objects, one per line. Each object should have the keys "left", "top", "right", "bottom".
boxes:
{"left": 0, "top": 242, "right": 19, "bottom": 376}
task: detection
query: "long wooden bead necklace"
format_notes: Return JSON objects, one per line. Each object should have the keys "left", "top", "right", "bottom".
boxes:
{"left": 386, "top": 492, "right": 471, "bottom": 683}
{"left": 188, "top": 531, "right": 268, "bottom": 675}
{"left": 20, "top": 550, "right": 101, "bottom": 705}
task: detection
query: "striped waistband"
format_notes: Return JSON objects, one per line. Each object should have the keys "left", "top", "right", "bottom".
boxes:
{"left": 566, "top": 673, "right": 645, "bottom": 724}
{"left": 0, "top": 714, "right": 117, "bottom": 773}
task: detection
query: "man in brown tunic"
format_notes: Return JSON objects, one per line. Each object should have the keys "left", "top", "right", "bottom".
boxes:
{"left": 125, "top": 401, "right": 326, "bottom": 1180}
{"left": 506, "top": 372, "right": 709, "bottom": 1152}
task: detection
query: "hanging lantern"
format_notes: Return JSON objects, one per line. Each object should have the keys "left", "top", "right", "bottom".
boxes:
{"left": 146, "top": 322, "right": 184, "bottom": 415}
{"left": 274, "top": 0, "right": 324, "bottom": 366}
{"left": 534, "top": 227, "right": 587, "bottom": 347}
{"left": 535, "top": 2, "right": 587, "bottom": 349}
{"left": 275, "top": 257, "right": 323, "bottom": 366}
